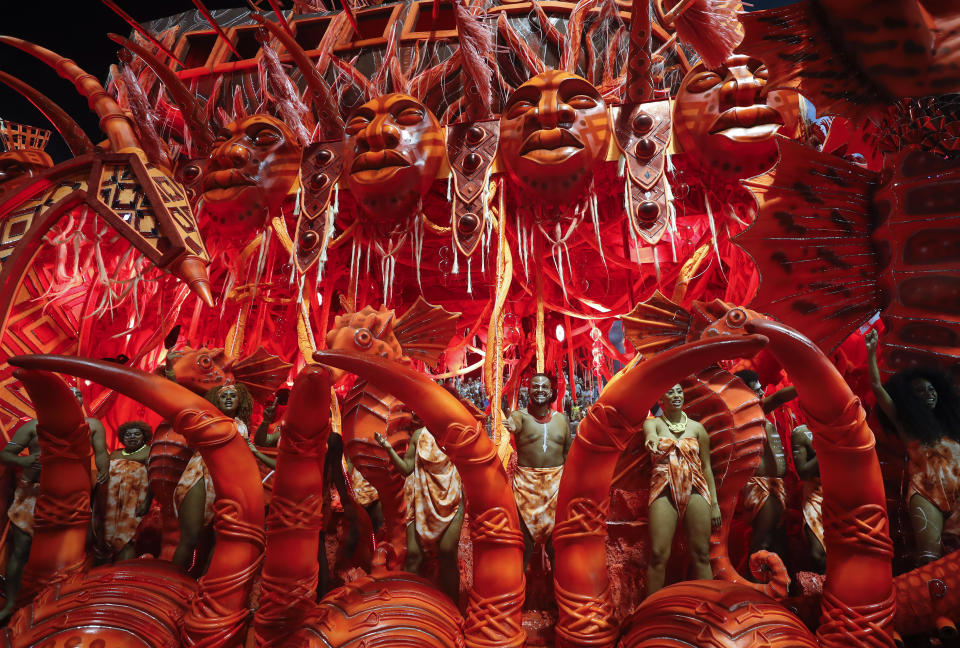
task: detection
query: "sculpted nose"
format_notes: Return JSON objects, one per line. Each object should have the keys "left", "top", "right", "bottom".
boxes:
{"left": 214, "top": 142, "right": 250, "bottom": 168}
{"left": 360, "top": 118, "right": 401, "bottom": 152}
{"left": 535, "top": 96, "right": 575, "bottom": 130}
{"left": 718, "top": 68, "right": 765, "bottom": 112}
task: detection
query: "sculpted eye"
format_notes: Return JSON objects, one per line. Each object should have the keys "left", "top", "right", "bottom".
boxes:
{"left": 197, "top": 354, "right": 212, "bottom": 369}
{"left": 686, "top": 71, "right": 723, "bottom": 93}
{"left": 354, "top": 328, "right": 373, "bottom": 349}
{"left": 567, "top": 94, "right": 597, "bottom": 110}
{"left": 346, "top": 116, "right": 370, "bottom": 135}
{"left": 181, "top": 164, "right": 202, "bottom": 182}
{"left": 251, "top": 126, "right": 281, "bottom": 146}
{"left": 395, "top": 107, "right": 425, "bottom": 126}
{"left": 506, "top": 100, "right": 535, "bottom": 120}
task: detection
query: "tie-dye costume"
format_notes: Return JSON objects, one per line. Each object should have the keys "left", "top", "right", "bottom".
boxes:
{"left": 174, "top": 419, "right": 248, "bottom": 525}
{"left": 513, "top": 464, "right": 564, "bottom": 543}
{"left": 404, "top": 429, "right": 462, "bottom": 543}
{"left": 906, "top": 438, "right": 960, "bottom": 540}
{"left": 740, "top": 476, "right": 787, "bottom": 521}
{"left": 7, "top": 476, "right": 39, "bottom": 535}
{"left": 802, "top": 477, "right": 825, "bottom": 551}
{"left": 103, "top": 458, "right": 149, "bottom": 552}
{"left": 649, "top": 436, "right": 711, "bottom": 520}
{"left": 344, "top": 456, "right": 379, "bottom": 507}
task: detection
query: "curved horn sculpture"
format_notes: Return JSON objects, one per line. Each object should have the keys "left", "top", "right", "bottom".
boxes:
{"left": 314, "top": 350, "right": 526, "bottom": 648}
{"left": 0, "top": 36, "right": 139, "bottom": 152}
{"left": 254, "top": 365, "right": 332, "bottom": 646}
{"left": 107, "top": 33, "right": 216, "bottom": 154}
{"left": 13, "top": 369, "right": 91, "bottom": 603}
{"left": 552, "top": 334, "right": 769, "bottom": 648}
{"left": 0, "top": 70, "right": 95, "bottom": 156}
{"left": 7, "top": 354, "right": 265, "bottom": 647}
{"left": 702, "top": 305, "right": 896, "bottom": 647}
{"left": 249, "top": 13, "right": 344, "bottom": 141}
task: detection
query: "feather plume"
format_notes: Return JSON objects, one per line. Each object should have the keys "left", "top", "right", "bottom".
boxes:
{"left": 668, "top": 0, "right": 742, "bottom": 70}
{"left": 453, "top": 0, "right": 493, "bottom": 121}
{"left": 260, "top": 41, "right": 313, "bottom": 144}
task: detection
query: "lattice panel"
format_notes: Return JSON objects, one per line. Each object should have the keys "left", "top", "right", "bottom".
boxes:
{"left": 0, "top": 119, "right": 51, "bottom": 152}
{"left": 0, "top": 263, "right": 85, "bottom": 438}
{"left": 98, "top": 163, "right": 160, "bottom": 241}
{"left": 0, "top": 177, "right": 87, "bottom": 267}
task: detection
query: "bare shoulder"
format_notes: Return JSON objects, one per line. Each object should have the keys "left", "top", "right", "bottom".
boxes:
{"left": 86, "top": 417, "right": 106, "bottom": 432}
{"left": 642, "top": 417, "right": 661, "bottom": 433}
{"left": 791, "top": 425, "right": 811, "bottom": 445}
{"left": 691, "top": 420, "right": 708, "bottom": 436}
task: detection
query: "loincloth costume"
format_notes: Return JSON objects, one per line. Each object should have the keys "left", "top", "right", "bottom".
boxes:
{"left": 513, "top": 464, "right": 563, "bottom": 544}
{"left": 405, "top": 429, "right": 462, "bottom": 544}
{"left": 740, "top": 476, "right": 786, "bottom": 522}
{"left": 344, "top": 456, "right": 379, "bottom": 508}
{"left": 103, "top": 458, "right": 149, "bottom": 552}
{"left": 802, "top": 477, "right": 825, "bottom": 551}
{"left": 174, "top": 419, "right": 248, "bottom": 526}
{"left": 649, "top": 436, "right": 711, "bottom": 520}
{"left": 8, "top": 476, "right": 39, "bottom": 535}
{"left": 906, "top": 438, "right": 960, "bottom": 540}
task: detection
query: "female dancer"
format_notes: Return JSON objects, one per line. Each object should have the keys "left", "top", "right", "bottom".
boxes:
{"left": 643, "top": 383, "right": 721, "bottom": 595}
{"left": 867, "top": 330, "right": 960, "bottom": 563}
{"left": 172, "top": 383, "right": 269, "bottom": 568}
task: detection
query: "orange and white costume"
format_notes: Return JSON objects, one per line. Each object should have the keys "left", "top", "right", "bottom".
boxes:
{"left": 174, "top": 419, "right": 248, "bottom": 525}
{"left": 648, "top": 436, "right": 711, "bottom": 520}
{"left": 513, "top": 464, "right": 564, "bottom": 544}
{"left": 405, "top": 429, "right": 462, "bottom": 544}
{"left": 344, "top": 456, "right": 379, "bottom": 507}
{"left": 802, "top": 477, "right": 825, "bottom": 551}
{"left": 906, "top": 437, "right": 960, "bottom": 540}
{"left": 103, "top": 457, "right": 149, "bottom": 552}
{"left": 7, "top": 476, "right": 39, "bottom": 535}
{"left": 740, "top": 476, "right": 787, "bottom": 522}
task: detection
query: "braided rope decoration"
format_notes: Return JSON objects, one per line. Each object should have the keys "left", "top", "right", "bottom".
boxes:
{"left": 266, "top": 492, "right": 324, "bottom": 532}
{"left": 278, "top": 427, "right": 327, "bottom": 458}
{"left": 175, "top": 408, "right": 237, "bottom": 449}
{"left": 183, "top": 498, "right": 266, "bottom": 647}
{"left": 575, "top": 402, "right": 634, "bottom": 453}
{"left": 444, "top": 419, "right": 497, "bottom": 465}
{"left": 38, "top": 420, "right": 92, "bottom": 460}
{"left": 33, "top": 490, "right": 90, "bottom": 529}
{"left": 823, "top": 502, "right": 893, "bottom": 559}
{"left": 818, "top": 589, "right": 897, "bottom": 648}
{"left": 553, "top": 497, "right": 617, "bottom": 646}
{"left": 465, "top": 506, "right": 525, "bottom": 648}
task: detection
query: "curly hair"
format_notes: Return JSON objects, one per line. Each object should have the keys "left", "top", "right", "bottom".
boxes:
{"left": 733, "top": 369, "right": 760, "bottom": 386}
{"left": 883, "top": 367, "right": 960, "bottom": 445}
{"left": 117, "top": 420, "right": 152, "bottom": 444}
{"left": 203, "top": 383, "right": 255, "bottom": 426}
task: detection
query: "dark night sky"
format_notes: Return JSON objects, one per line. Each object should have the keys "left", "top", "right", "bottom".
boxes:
{"left": 1, "top": 0, "right": 795, "bottom": 162}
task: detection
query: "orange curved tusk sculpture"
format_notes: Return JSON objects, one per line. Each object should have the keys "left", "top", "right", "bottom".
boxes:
{"left": 314, "top": 349, "right": 526, "bottom": 648}
{"left": 552, "top": 334, "right": 769, "bottom": 647}
{"left": 7, "top": 354, "right": 265, "bottom": 647}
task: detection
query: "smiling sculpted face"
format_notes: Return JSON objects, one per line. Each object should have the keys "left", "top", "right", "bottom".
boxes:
{"left": 673, "top": 55, "right": 801, "bottom": 180}
{"left": 201, "top": 114, "right": 300, "bottom": 235}
{"left": 499, "top": 70, "right": 611, "bottom": 204}
{"left": 343, "top": 93, "right": 444, "bottom": 227}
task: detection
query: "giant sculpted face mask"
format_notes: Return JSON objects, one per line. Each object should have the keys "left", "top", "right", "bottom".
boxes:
{"left": 673, "top": 55, "right": 801, "bottom": 180}
{"left": 343, "top": 93, "right": 444, "bottom": 229}
{"left": 499, "top": 70, "right": 611, "bottom": 204}
{"left": 201, "top": 114, "right": 300, "bottom": 234}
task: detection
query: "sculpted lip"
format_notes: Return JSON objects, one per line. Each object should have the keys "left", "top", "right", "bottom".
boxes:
{"left": 709, "top": 105, "right": 784, "bottom": 136}
{"left": 201, "top": 168, "right": 256, "bottom": 193}
{"left": 351, "top": 149, "right": 411, "bottom": 174}
{"left": 519, "top": 128, "right": 584, "bottom": 156}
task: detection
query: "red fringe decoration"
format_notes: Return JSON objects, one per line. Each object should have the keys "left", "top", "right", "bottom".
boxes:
{"left": 669, "top": 0, "right": 742, "bottom": 70}
{"left": 453, "top": 0, "right": 493, "bottom": 121}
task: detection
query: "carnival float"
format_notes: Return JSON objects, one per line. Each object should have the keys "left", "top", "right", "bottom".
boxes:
{"left": 0, "top": 0, "right": 958, "bottom": 646}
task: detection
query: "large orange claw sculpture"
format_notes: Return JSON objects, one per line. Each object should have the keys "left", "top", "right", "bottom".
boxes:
{"left": 11, "top": 369, "right": 91, "bottom": 603}
{"left": 5, "top": 354, "right": 265, "bottom": 647}
{"left": 314, "top": 350, "right": 526, "bottom": 648}
{"left": 552, "top": 334, "right": 769, "bottom": 647}
{"left": 697, "top": 303, "right": 896, "bottom": 647}
{"left": 254, "top": 365, "right": 331, "bottom": 646}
